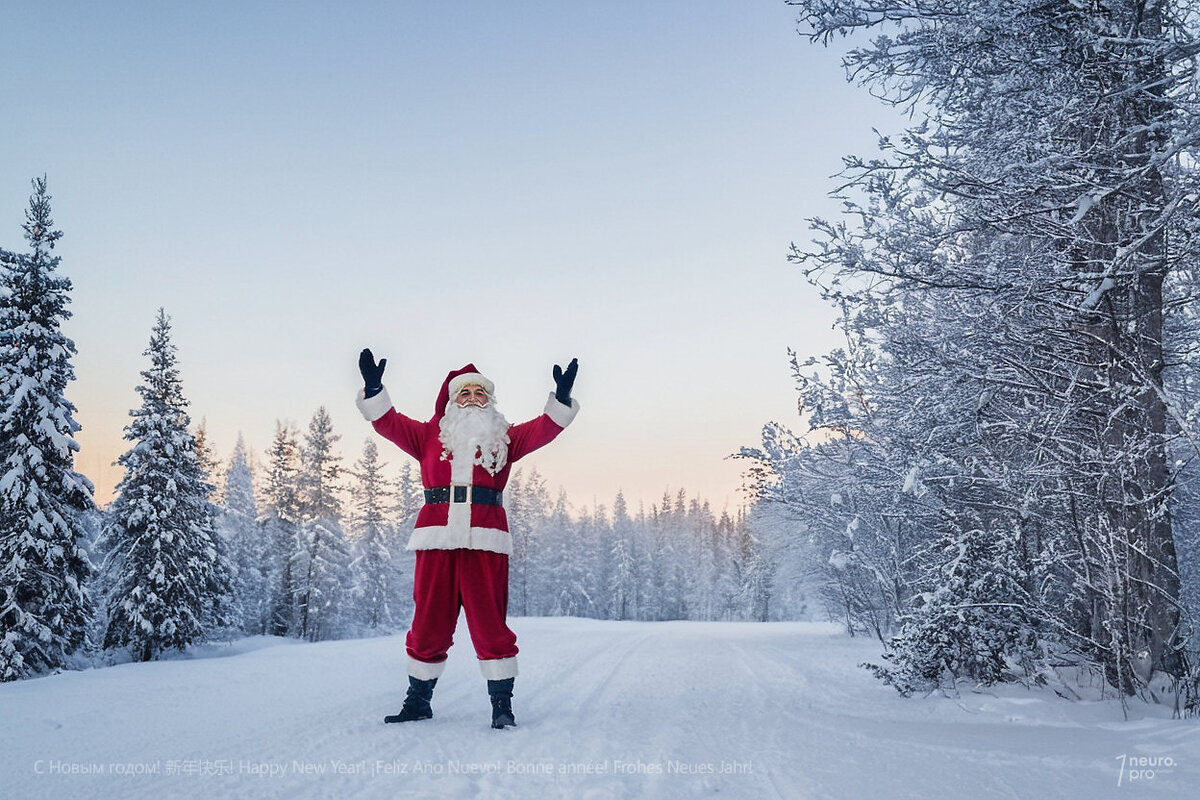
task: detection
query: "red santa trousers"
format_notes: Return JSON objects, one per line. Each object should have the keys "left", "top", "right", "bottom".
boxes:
{"left": 405, "top": 548, "right": 519, "bottom": 681}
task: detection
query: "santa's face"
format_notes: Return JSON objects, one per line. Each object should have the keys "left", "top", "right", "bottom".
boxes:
{"left": 454, "top": 384, "right": 490, "bottom": 408}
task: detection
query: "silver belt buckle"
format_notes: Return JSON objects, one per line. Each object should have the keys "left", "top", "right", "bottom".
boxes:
{"left": 451, "top": 483, "right": 471, "bottom": 504}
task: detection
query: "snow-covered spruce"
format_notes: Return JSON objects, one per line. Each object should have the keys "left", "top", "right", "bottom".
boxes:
{"left": 100, "top": 309, "right": 232, "bottom": 662}
{"left": 259, "top": 421, "right": 302, "bottom": 637}
{"left": 349, "top": 439, "right": 399, "bottom": 633}
{"left": 0, "top": 178, "right": 94, "bottom": 681}
{"left": 290, "top": 407, "right": 351, "bottom": 643}
{"left": 219, "top": 435, "right": 272, "bottom": 636}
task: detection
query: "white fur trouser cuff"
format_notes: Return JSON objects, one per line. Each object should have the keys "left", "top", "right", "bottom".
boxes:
{"left": 408, "top": 657, "right": 447, "bottom": 681}
{"left": 478, "top": 656, "right": 519, "bottom": 681}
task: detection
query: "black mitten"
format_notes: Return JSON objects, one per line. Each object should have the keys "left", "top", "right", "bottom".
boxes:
{"left": 359, "top": 348, "right": 387, "bottom": 398}
{"left": 552, "top": 358, "right": 578, "bottom": 405}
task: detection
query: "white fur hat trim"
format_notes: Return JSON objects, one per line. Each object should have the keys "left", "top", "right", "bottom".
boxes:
{"left": 447, "top": 372, "right": 495, "bottom": 399}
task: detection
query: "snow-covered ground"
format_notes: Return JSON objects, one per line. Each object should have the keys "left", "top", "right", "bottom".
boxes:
{"left": 2, "top": 618, "right": 1197, "bottom": 799}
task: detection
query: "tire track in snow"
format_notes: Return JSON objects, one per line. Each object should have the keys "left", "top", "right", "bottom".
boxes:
{"left": 521, "top": 622, "right": 657, "bottom": 728}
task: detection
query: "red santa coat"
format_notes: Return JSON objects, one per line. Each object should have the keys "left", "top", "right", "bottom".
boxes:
{"left": 356, "top": 364, "right": 579, "bottom": 556}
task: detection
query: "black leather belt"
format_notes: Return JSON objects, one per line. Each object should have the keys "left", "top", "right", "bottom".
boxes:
{"left": 424, "top": 485, "right": 504, "bottom": 506}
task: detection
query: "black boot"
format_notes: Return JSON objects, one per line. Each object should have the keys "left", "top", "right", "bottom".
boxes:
{"left": 487, "top": 678, "right": 516, "bottom": 729}
{"left": 384, "top": 676, "right": 437, "bottom": 723}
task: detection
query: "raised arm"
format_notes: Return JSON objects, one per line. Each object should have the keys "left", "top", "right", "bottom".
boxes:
{"left": 355, "top": 348, "right": 426, "bottom": 459}
{"left": 508, "top": 358, "right": 581, "bottom": 461}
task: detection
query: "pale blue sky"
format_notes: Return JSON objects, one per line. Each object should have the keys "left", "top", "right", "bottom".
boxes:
{"left": 1, "top": 1, "right": 892, "bottom": 511}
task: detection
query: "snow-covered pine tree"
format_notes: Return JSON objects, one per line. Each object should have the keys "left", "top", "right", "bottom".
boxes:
{"left": 348, "top": 439, "right": 395, "bottom": 632}
{"left": 387, "top": 461, "right": 420, "bottom": 622}
{"left": 191, "top": 418, "right": 238, "bottom": 635}
{"left": 728, "top": 506, "right": 772, "bottom": 622}
{"left": 684, "top": 496, "right": 717, "bottom": 621}
{"left": 220, "top": 435, "right": 269, "bottom": 634}
{"left": 585, "top": 502, "right": 614, "bottom": 619}
{"left": 291, "top": 407, "right": 350, "bottom": 642}
{"left": 101, "top": 309, "right": 232, "bottom": 661}
{"left": 0, "top": 177, "right": 95, "bottom": 681}
{"left": 573, "top": 501, "right": 606, "bottom": 618}
{"left": 646, "top": 491, "right": 683, "bottom": 621}
{"left": 193, "top": 419, "right": 221, "bottom": 501}
{"left": 864, "top": 510, "right": 1040, "bottom": 696}
{"left": 507, "top": 467, "right": 550, "bottom": 617}
{"left": 542, "top": 489, "right": 584, "bottom": 616}
{"left": 609, "top": 491, "right": 638, "bottom": 621}
{"left": 632, "top": 500, "right": 654, "bottom": 620}
{"left": 261, "top": 421, "right": 301, "bottom": 637}
{"left": 394, "top": 462, "right": 423, "bottom": 524}
{"left": 744, "top": 501, "right": 813, "bottom": 622}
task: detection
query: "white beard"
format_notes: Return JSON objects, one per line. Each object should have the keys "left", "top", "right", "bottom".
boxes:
{"left": 439, "top": 402, "right": 511, "bottom": 475}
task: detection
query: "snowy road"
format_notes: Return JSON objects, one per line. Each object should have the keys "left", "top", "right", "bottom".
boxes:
{"left": 2, "top": 618, "right": 1197, "bottom": 799}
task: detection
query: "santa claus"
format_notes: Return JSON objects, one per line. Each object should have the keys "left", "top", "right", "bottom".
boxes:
{"left": 355, "top": 350, "right": 579, "bottom": 729}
